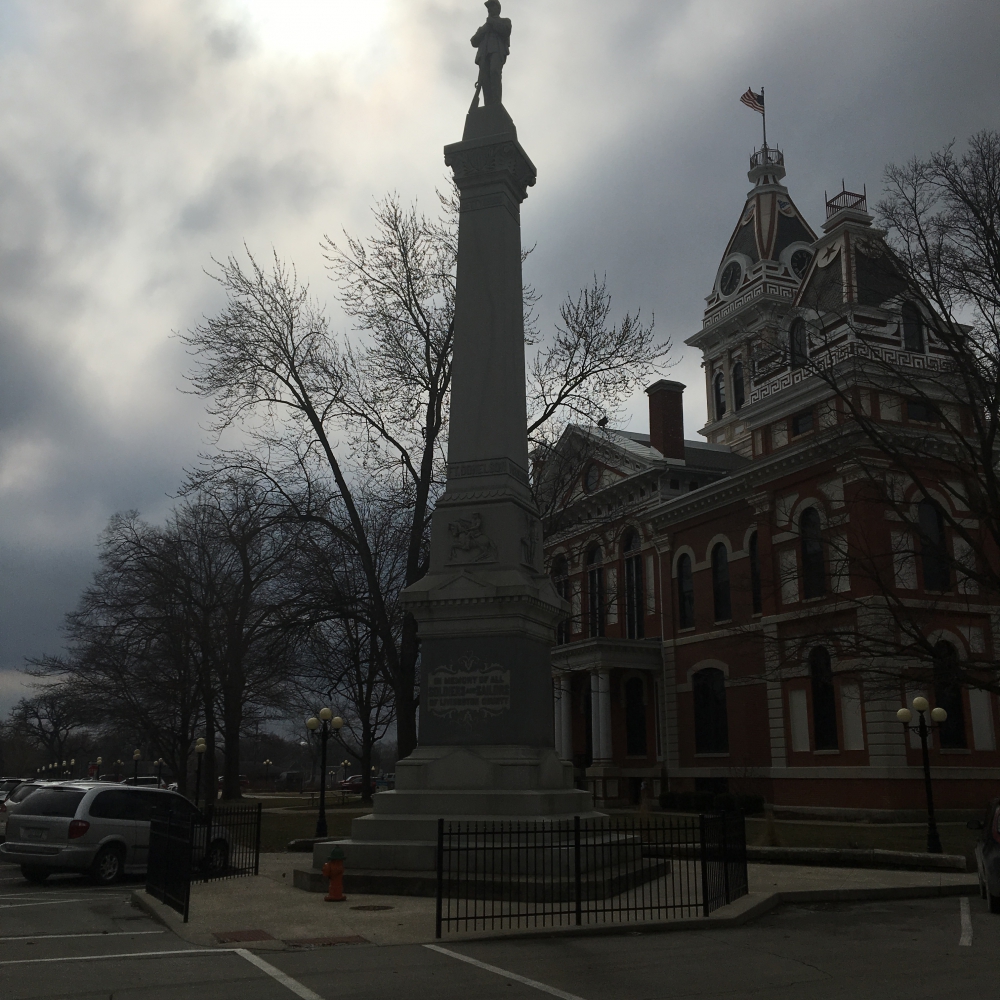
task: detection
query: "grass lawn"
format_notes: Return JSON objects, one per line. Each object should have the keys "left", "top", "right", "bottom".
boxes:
{"left": 259, "top": 807, "right": 371, "bottom": 853}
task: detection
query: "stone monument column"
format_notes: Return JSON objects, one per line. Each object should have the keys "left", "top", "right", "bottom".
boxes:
{"left": 336, "top": 20, "right": 594, "bottom": 878}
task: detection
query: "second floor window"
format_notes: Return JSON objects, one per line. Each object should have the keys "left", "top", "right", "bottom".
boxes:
{"left": 623, "top": 530, "right": 644, "bottom": 639}
{"left": 677, "top": 553, "right": 694, "bottom": 629}
{"left": 587, "top": 546, "right": 605, "bottom": 638}
{"left": 918, "top": 500, "right": 950, "bottom": 592}
{"left": 933, "top": 640, "right": 967, "bottom": 749}
{"left": 711, "top": 542, "right": 731, "bottom": 621}
{"left": 801, "top": 507, "right": 826, "bottom": 599}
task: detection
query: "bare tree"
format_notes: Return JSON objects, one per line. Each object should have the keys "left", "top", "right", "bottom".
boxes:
{"left": 9, "top": 684, "right": 92, "bottom": 764}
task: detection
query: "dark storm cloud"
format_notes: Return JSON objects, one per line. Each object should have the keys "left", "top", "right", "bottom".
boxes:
{"left": 0, "top": 0, "right": 998, "bottom": 712}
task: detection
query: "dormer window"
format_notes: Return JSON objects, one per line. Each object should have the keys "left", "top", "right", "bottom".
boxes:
{"left": 732, "top": 362, "right": 745, "bottom": 411}
{"left": 902, "top": 302, "right": 925, "bottom": 353}
{"left": 789, "top": 319, "right": 807, "bottom": 368}
{"left": 713, "top": 372, "right": 727, "bottom": 419}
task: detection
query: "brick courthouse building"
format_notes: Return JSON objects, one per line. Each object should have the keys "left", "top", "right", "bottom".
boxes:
{"left": 545, "top": 145, "right": 1000, "bottom": 813}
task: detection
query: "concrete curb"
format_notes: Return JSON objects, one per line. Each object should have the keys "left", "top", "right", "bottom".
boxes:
{"left": 438, "top": 880, "right": 981, "bottom": 943}
{"left": 745, "top": 846, "right": 968, "bottom": 872}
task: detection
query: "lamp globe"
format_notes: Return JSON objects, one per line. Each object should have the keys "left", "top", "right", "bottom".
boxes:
{"left": 931, "top": 707, "right": 948, "bottom": 723}
{"left": 896, "top": 708, "right": 912, "bottom": 723}
{"left": 912, "top": 696, "right": 930, "bottom": 713}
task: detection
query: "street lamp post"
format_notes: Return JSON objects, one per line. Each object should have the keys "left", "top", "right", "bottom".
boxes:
{"left": 155, "top": 758, "right": 166, "bottom": 786}
{"left": 194, "top": 739, "right": 207, "bottom": 807}
{"left": 263, "top": 759, "right": 273, "bottom": 791}
{"left": 897, "top": 696, "right": 949, "bottom": 854}
{"left": 69, "top": 759, "right": 75, "bottom": 778}
{"left": 305, "top": 709, "right": 343, "bottom": 838}
{"left": 132, "top": 750, "right": 141, "bottom": 786}
{"left": 95, "top": 757, "right": 103, "bottom": 780}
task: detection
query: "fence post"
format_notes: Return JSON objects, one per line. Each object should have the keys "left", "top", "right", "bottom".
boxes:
{"left": 253, "top": 803, "right": 262, "bottom": 876}
{"left": 435, "top": 818, "right": 444, "bottom": 939}
{"left": 722, "top": 812, "right": 731, "bottom": 904}
{"left": 699, "top": 814, "right": 709, "bottom": 918}
{"left": 574, "top": 815, "right": 582, "bottom": 926}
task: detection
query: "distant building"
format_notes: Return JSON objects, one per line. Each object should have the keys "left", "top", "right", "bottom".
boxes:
{"left": 544, "top": 145, "right": 1000, "bottom": 814}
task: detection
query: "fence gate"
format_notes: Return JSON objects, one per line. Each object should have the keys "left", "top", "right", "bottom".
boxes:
{"left": 146, "top": 802, "right": 262, "bottom": 923}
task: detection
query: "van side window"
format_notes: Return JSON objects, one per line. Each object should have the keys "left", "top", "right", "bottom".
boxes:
{"left": 89, "top": 790, "right": 133, "bottom": 820}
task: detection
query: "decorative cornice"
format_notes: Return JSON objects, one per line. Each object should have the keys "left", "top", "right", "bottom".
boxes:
{"left": 444, "top": 134, "right": 537, "bottom": 203}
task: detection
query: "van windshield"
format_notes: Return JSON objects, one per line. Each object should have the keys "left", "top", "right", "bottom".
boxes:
{"left": 17, "top": 789, "right": 86, "bottom": 817}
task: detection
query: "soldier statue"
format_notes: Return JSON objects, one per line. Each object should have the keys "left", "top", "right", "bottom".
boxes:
{"left": 471, "top": 0, "right": 511, "bottom": 107}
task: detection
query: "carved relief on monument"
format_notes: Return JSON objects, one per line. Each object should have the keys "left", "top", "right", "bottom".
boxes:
{"left": 446, "top": 511, "right": 498, "bottom": 564}
{"left": 425, "top": 656, "right": 512, "bottom": 721}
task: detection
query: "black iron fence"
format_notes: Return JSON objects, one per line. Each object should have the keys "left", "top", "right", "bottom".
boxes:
{"left": 146, "top": 802, "right": 262, "bottom": 923}
{"left": 435, "top": 813, "right": 747, "bottom": 937}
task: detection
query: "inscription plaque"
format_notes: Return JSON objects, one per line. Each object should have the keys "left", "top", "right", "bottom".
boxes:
{"left": 426, "top": 658, "right": 511, "bottom": 720}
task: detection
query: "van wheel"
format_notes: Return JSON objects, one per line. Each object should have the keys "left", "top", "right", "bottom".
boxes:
{"left": 21, "top": 866, "right": 49, "bottom": 884}
{"left": 204, "top": 840, "right": 229, "bottom": 874}
{"left": 90, "top": 845, "right": 124, "bottom": 885}
{"left": 990, "top": 891, "right": 1000, "bottom": 915}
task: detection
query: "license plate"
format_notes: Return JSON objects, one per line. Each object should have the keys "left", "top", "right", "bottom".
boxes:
{"left": 23, "top": 828, "right": 46, "bottom": 840}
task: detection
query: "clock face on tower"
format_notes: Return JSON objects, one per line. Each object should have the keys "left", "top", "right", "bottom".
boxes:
{"left": 719, "top": 260, "right": 742, "bottom": 296}
{"left": 790, "top": 248, "right": 812, "bottom": 278}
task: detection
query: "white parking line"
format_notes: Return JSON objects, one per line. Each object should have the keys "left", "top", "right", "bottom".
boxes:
{"left": 235, "top": 949, "right": 324, "bottom": 1000}
{"left": 0, "top": 945, "right": 325, "bottom": 999}
{"left": 425, "top": 944, "right": 587, "bottom": 1000}
{"left": 0, "top": 897, "right": 118, "bottom": 911}
{"left": 0, "top": 947, "right": 221, "bottom": 967}
{"left": 0, "top": 930, "right": 165, "bottom": 942}
{"left": 960, "top": 897, "right": 973, "bottom": 947}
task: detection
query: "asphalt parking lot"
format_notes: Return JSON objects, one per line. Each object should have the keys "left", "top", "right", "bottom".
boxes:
{"left": 1, "top": 858, "right": 998, "bottom": 999}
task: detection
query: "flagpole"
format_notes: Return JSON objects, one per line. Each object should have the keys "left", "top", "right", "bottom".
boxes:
{"left": 761, "top": 86, "right": 767, "bottom": 149}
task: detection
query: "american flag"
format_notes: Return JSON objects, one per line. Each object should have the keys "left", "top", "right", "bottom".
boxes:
{"left": 740, "top": 88, "right": 765, "bottom": 114}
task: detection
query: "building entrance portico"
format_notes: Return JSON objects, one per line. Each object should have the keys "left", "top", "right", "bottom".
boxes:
{"left": 552, "top": 638, "right": 665, "bottom": 807}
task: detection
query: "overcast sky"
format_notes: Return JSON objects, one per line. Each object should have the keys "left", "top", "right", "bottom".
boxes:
{"left": 0, "top": 0, "right": 998, "bottom": 714}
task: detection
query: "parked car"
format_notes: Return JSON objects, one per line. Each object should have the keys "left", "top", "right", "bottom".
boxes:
{"left": 338, "top": 774, "right": 376, "bottom": 795}
{"left": 119, "top": 776, "right": 168, "bottom": 788}
{"left": 0, "top": 780, "right": 50, "bottom": 838}
{"left": 0, "top": 782, "right": 228, "bottom": 885}
{"left": 216, "top": 775, "right": 251, "bottom": 792}
{"left": 972, "top": 800, "right": 1000, "bottom": 912}
{"left": 0, "top": 777, "right": 24, "bottom": 802}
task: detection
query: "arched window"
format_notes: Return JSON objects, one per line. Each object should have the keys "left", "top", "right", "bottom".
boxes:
{"left": 693, "top": 668, "right": 729, "bottom": 754}
{"left": 677, "top": 553, "right": 694, "bottom": 629}
{"left": 800, "top": 507, "right": 825, "bottom": 599}
{"left": 714, "top": 372, "right": 727, "bottom": 419}
{"left": 918, "top": 500, "right": 950, "bottom": 592}
{"left": 732, "top": 361, "right": 745, "bottom": 411}
{"left": 902, "top": 301, "right": 924, "bottom": 353}
{"left": 933, "top": 640, "right": 966, "bottom": 749}
{"left": 587, "top": 546, "right": 605, "bottom": 638}
{"left": 749, "top": 530, "right": 762, "bottom": 614}
{"left": 625, "top": 677, "right": 648, "bottom": 756}
{"left": 711, "top": 543, "right": 731, "bottom": 621}
{"left": 552, "top": 556, "right": 570, "bottom": 645}
{"left": 789, "top": 319, "right": 807, "bottom": 368}
{"left": 623, "top": 530, "right": 644, "bottom": 640}
{"left": 809, "top": 647, "right": 838, "bottom": 751}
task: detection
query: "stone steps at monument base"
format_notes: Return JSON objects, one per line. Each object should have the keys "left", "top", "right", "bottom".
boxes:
{"left": 362, "top": 788, "right": 595, "bottom": 817}
{"left": 293, "top": 859, "right": 670, "bottom": 900}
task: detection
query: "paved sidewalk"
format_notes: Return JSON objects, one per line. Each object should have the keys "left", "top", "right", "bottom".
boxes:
{"left": 131, "top": 852, "right": 979, "bottom": 950}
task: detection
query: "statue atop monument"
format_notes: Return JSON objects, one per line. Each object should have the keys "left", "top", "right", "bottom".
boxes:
{"left": 471, "top": 0, "right": 511, "bottom": 107}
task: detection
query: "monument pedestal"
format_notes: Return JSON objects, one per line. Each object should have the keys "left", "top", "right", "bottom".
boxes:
{"left": 331, "top": 99, "right": 596, "bottom": 891}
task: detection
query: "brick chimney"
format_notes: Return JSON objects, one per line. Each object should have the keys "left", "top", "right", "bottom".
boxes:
{"left": 646, "top": 380, "right": 686, "bottom": 460}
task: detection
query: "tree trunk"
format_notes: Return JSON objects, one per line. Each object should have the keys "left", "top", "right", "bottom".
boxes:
{"left": 360, "top": 714, "right": 374, "bottom": 805}
{"left": 221, "top": 680, "right": 243, "bottom": 800}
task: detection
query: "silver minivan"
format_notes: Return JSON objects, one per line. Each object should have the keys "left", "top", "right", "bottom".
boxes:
{"left": 0, "top": 782, "right": 224, "bottom": 884}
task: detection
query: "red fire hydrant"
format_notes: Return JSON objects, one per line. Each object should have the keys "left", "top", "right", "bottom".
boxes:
{"left": 322, "top": 847, "right": 346, "bottom": 903}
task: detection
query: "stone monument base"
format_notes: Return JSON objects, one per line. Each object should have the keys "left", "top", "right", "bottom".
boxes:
{"left": 328, "top": 744, "right": 597, "bottom": 876}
